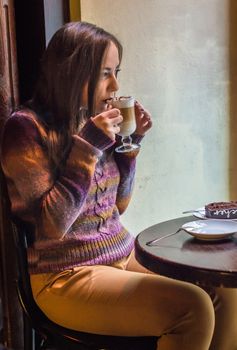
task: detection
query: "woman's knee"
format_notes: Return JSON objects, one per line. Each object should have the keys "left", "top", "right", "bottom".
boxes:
{"left": 142, "top": 277, "right": 215, "bottom": 338}
{"left": 184, "top": 283, "right": 215, "bottom": 322}
{"left": 154, "top": 282, "right": 215, "bottom": 349}
{"left": 163, "top": 281, "right": 215, "bottom": 336}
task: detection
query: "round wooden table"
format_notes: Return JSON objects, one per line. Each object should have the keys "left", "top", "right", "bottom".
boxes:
{"left": 135, "top": 216, "right": 237, "bottom": 288}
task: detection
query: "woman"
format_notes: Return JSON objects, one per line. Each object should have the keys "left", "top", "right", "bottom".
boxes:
{"left": 1, "top": 21, "right": 236, "bottom": 350}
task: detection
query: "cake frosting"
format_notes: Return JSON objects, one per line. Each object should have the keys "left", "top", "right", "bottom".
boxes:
{"left": 205, "top": 201, "right": 237, "bottom": 219}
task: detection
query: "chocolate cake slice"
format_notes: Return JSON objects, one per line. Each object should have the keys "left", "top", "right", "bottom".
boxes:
{"left": 205, "top": 201, "right": 237, "bottom": 219}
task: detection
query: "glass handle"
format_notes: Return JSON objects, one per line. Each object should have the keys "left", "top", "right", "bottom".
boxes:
{"left": 121, "top": 135, "right": 132, "bottom": 148}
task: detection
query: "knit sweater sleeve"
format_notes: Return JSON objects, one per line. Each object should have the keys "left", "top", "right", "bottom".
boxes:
{"left": 1, "top": 112, "right": 114, "bottom": 240}
{"left": 114, "top": 148, "right": 140, "bottom": 214}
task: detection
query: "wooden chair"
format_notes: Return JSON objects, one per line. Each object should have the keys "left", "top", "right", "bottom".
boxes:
{"left": 12, "top": 218, "right": 158, "bottom": 350}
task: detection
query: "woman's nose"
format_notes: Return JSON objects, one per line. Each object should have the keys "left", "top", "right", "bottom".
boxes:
{"left": 110, "top": 75, "right": 119, "bottom": 92}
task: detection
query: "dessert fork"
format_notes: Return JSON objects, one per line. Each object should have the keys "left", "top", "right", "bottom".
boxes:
{"left": 146, "top": 228, "right": 183, "bottom": 246}
{"left": 182, "top": 209, "right": 201, "bottom": 214}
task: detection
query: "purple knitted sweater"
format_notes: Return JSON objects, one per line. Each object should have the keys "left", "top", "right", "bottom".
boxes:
{"left": 1, "top": 109, "right": 142, "bottom": 274}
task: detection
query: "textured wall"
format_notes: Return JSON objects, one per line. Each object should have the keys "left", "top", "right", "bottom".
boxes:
{"left": 81, "top": 0, "right": 234, "bottom": 235}
{"left": 43, "top": 0, "right": 64, "bottom": 45}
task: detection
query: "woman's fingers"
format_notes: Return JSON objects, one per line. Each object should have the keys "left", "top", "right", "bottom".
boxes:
{"left": 134, "top": 101, "right": 153, "bottom": 135}
{"left": 92, "top": 109, "right": 123, "bottom": 140}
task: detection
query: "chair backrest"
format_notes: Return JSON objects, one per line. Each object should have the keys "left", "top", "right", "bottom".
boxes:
{"left": 0, "top": 168, "right": 24, "bottom": 348}
{"left": 11, "top": 220, "right": 47, "bottom": 329}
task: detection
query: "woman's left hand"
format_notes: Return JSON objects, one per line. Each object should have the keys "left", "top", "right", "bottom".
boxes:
{"left": 134, "top": 100, "right": 153, "bottom": 136}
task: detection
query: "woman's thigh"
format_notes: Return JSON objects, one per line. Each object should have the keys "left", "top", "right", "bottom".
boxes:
{"left": 31, "top": 254, "right": 214, "bottom": 350}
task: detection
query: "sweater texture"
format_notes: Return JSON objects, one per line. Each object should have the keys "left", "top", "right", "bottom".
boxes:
{"left": 1, "top": 109, "right": 142, "bottom": 274}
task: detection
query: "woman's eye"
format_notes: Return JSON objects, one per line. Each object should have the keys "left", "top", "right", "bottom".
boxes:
{"left": 101, "top": 70, "right": 110, "bottom": 79}
{"left": 115, "top": 68, "right": 121, "bottom": 77}
{"left": 100, "top": 68, "right": 121, "bottom": 80}
{"left": 102, "top": 71, "right": 111, "bottom": 79}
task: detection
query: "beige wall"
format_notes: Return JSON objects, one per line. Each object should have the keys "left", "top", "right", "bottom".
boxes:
{"left": 81, "top": 0, "right": 237, "bottom": 235}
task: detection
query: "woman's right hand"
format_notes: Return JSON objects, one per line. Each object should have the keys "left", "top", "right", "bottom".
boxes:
{"left": 92, "top": 108, "right": 123, "bottom": 141}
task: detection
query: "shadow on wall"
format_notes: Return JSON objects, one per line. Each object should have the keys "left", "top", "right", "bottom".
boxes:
{"left": 229, "top": 0, "right": 237, "bottom": 199}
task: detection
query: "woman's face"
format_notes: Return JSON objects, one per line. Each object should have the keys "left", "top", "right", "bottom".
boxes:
{"left": 82, "top": 41, "right": 120, "bottom": 114}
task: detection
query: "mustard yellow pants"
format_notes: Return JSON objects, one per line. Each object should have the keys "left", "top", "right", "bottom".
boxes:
{"left": 30, "top": 250, "right": 237, "bottom": 350}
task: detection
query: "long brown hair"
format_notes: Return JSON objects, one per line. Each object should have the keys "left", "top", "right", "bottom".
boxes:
{"left": 30, "top": 21, "right": 122, "bottom": 171}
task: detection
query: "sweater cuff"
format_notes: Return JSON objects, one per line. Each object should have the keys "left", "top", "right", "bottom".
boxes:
{"left": 131, "top": 133, "right": 144, "bottom": 145}
{"left": 79, "top": 118, "right": 115, "bottom": 151}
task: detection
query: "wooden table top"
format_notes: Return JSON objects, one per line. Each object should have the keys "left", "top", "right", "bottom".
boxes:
{"left": 135, "top": 216, "right": 237, "bottom": 288}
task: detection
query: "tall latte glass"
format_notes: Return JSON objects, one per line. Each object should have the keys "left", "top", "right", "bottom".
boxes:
{"left": 111, "top": 96, "right": 140, "bottom": 153}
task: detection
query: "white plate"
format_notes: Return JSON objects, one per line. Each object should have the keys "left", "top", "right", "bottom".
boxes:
{"left": 192, "top": 207, "right": 237, "bottom": 221}
{"left": 182, "top": 219, "right": 237, "bottom": 241}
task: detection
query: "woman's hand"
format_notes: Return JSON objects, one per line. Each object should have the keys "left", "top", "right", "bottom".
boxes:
{"left": 134, "top": 100, "right": 152, "bottom": 136}
{"left": 92, "top": 108, "right": 123, "bottom": 141}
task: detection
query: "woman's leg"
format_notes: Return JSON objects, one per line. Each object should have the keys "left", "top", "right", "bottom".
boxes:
{"left": 125, "top": 251, "right": 215, "bottom": 349}
{"left": 31, "top": 255, "right": 214, "bottom": 350}
{"left": 207, "top": 287, "right": 237, "bottom": 350}
{"left": 127, "top": 251, "right": 237, "bottom": 350}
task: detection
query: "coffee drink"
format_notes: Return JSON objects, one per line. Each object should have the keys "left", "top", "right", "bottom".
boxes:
{"left": 111, "top": 96, "right": 136, "bottom": 137}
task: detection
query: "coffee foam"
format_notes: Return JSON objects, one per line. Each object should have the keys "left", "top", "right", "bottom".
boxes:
{"left": 111, "top": 96, "right": 134, "bottom": 109}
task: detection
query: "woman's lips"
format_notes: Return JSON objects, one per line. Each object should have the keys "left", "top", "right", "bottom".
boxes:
{"left": 105, "top": 97, "right": 113, "bottom": 104}
{"left": 103, "top": 98, "right": 114, "bottom": 110}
